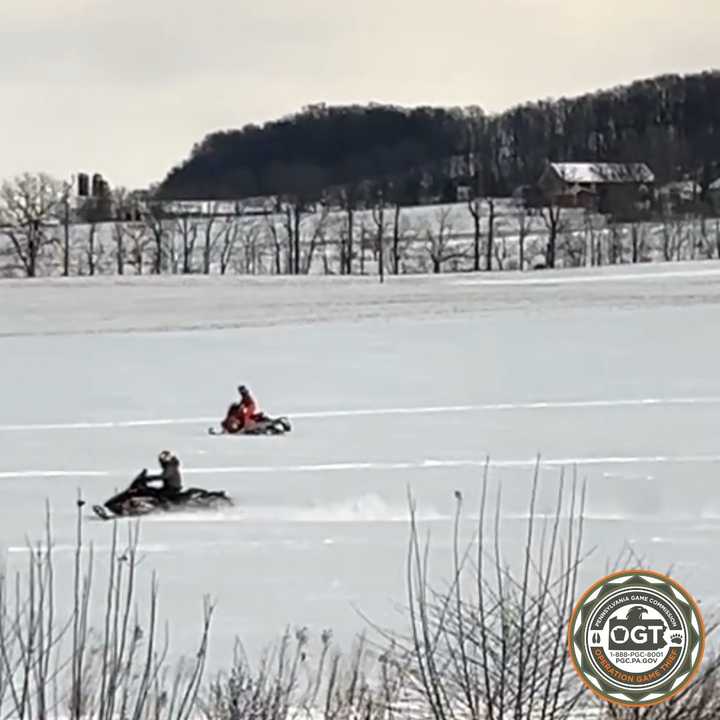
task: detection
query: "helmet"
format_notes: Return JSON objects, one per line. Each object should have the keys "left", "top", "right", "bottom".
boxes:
{"left": 238, "top": 385, "right": 248, "bottom": 395}
{"left": 158, "top": 450, "right": 173, "bottom": 465}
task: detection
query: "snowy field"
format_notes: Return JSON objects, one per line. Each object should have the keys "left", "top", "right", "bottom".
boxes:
{"left": 2, "top": 261, "right": 720, "bottom": 669}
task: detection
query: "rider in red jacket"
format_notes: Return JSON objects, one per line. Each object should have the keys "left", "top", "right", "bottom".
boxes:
{"left": 222, "top": 385, "right": 261, "bottom": 433}
{"left": 238, "top": 385, "right": 258, "bottom": 426}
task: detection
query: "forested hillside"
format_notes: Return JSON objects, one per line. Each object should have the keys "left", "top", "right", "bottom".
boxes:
{"left": 160, "top": 70, "right": 720, "bottom": 204}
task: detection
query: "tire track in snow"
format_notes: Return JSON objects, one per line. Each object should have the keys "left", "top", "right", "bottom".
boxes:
{"left": 2, "top": 453, "right": 720, "bottom": 479}
{"left": 452, "top": 267, "right": 720, "bottom": 286}
{"left": 2, "top": 395, "right": 720, "bottom": 432}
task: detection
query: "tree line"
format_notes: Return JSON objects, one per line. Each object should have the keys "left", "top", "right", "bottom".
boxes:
{"left": 158, "top": 70, "right": 720, "bottom": 204}
{"left": 2, "top": 180, "right": 719, "bottom": 279}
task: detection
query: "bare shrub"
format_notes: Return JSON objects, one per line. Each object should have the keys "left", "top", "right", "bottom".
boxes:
{"left": 204, "top": 630, "right": 406, "bottom": 720}
{"left": 388, "top": 461, "right": 589, "bottom": 720}
{"left": 0, "top": 500, "right": 212, "bottom": 720}
{"left": 375, "top": 460, "right": 720, "bottom": 720}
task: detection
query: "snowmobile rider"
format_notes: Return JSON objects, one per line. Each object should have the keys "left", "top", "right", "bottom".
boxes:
{"left": 222, "top": 385, "right": 261, "bottom": 433}
{"left": 138, "top": 450, "right": 183, "bottom": 499}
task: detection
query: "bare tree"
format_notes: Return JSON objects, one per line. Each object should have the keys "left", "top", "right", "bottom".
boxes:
{"left": 110, "top": 187, "right": 142, "bottom": 275}
{"left": 425, "top": 207, "right": 465, "bottom": 273}
{"left": 60, "top": 179, "right": 74, "bottom": 276}
{"left": 267, "top": 163, "right": 328, "bottom": 275}
{"left": 541, "top": 200, "right": 564, "bottom": 269}
{"left": 485, "top": 198, "right": 497, "bottom": 270}
{"left": 238, "top": 219, "right": 262, "bottom": 274}
{"left": 372, "top": 192, "right": 388, "bottom": 283}
{"left": 124, "top": 223, "right": 152, "bottom": 275}
{"left": 218, "top": 216, "right": 242, "bottom": 275}
{"left": 629, "top": 222, "right": 648, "bottom": 263}
{"left": 464, "top": 109, "right": 490, "bottom": 272}
{"left": 358, "top": 223, "right": 368, "bottom": 274}
{"left": 660, "top": 209, "right": 684, "bottom": 262}
{"left": 493, "top": 232, "right": 511, "bottom": 270}
{"left": 288, "top": 200, "right": 313, "bottom": 275}
{"left": 202, "top": 206, "right": 221, "bottom": 274}
{"left": 262, "top": 212, "right": 287, "bottom": 275}
{"left": 340, "top": 185, "right": 360, "bottom": 275}
{"left": 75, "top": 195, "right": 113, "bottom": 276}
{"left": 175, "top": 215, "right": 199, "bottom": 274}
{"left": 514, "top": 200, "right": 535, "bottom": 271}
{"left": 301, "top": 204, "right": 331, "bottom": 274}
{"left": 607, "top": 223, "right": 623, "bottom": 264}
{"left": 81, "top": 222, "right": 103, "bottom": 276}
{"left": 0, "top": 172, "right": 65, "bottom": 277}
{"left": 466, "top": 194, "right": 498, "bottom": 271}
{"left": 142, "top": 205, "right": 168, "bottom": 274}
{"left": 584, "top": 209, "right": 602, "bottom": 266}
{"left": 391, "top": 202, "right": 407, "bottom": 275}
{"left": 198, "top": 204, "right": 243, "bottom": 274}
{"left": 283, "top": 203, "right": 297, "bottom": 274}
{"left": 468, "top": 195, "right": 483, "bottom": 271}
{"left": 112, "top": 222, "right": 126, "bottom": 275}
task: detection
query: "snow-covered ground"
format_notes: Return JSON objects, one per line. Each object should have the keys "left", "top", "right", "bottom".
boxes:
{"left": 2, "top": 262, "right": 720, "bottom": 670}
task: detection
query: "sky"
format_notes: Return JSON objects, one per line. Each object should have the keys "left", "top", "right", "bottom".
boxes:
{"left": 1, "top": 0, "right": 718, "bottom": 190}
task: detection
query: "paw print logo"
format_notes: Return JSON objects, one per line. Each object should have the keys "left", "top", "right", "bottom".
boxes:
{"left": 671, "top": 633, "right": 683, "bottom": 645}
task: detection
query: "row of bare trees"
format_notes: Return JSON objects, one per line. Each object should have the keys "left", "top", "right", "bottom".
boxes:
{"left": 3, "top": 173, "right": 720, "bottom": 279}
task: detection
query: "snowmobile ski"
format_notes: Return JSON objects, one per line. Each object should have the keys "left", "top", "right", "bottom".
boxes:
{"left": 93, "top": 504, "right": 114, "bottom": 521}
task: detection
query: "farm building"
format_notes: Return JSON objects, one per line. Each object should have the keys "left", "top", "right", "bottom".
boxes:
{"left": 537, "top": 162, "right": 655, "bottom": 213}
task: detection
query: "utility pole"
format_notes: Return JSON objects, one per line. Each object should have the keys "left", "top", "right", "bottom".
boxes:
{"left": 63, "top": 188, "right": 70, "bottom": 276}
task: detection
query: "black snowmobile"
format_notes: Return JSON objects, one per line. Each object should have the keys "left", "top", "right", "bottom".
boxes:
{"left": 92, "top": 470, "right": 233, "bottom": 520}
{"left": 208, "top": 412, "right": 292, "bottom": 436}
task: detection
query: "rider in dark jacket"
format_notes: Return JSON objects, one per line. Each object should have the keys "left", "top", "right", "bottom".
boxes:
{"left": 141, "top": 450, "right": 182, "bottom": 498}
